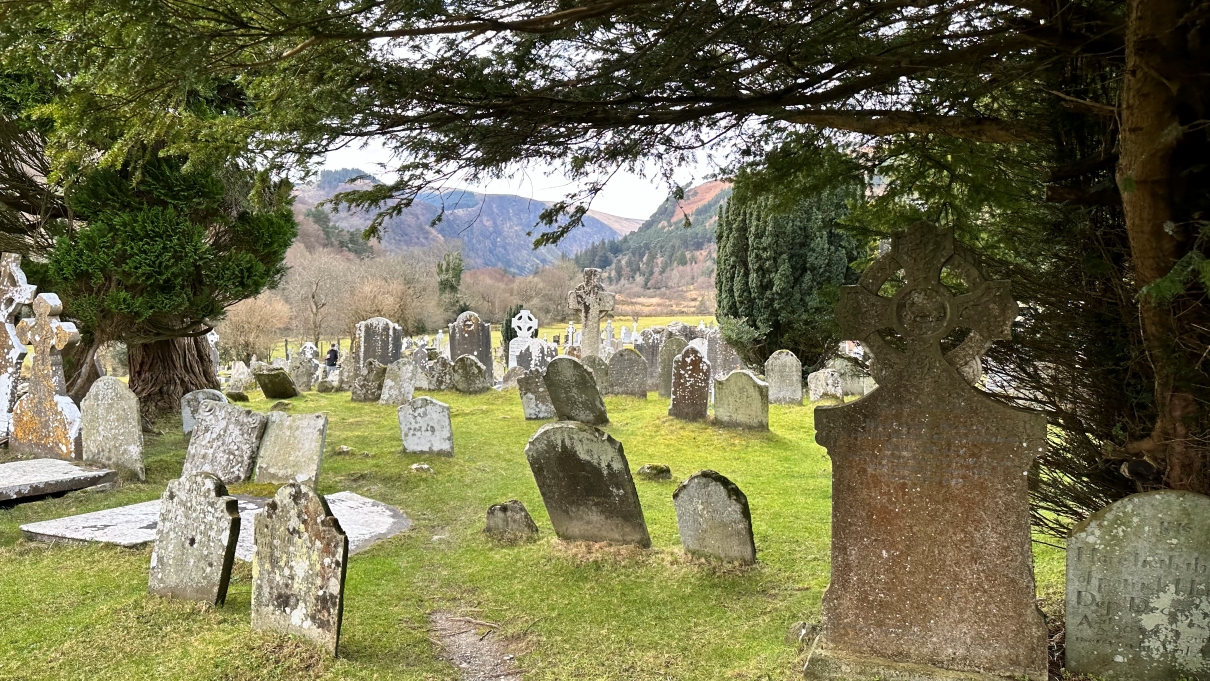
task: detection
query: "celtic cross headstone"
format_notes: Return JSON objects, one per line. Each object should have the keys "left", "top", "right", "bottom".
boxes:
{"left": 806, "top": 222, "right": 1048, "bottom": 681}
{"left": 11, "top": 293, "right": 83, "bottom": 459}
{"left": 509, "top": 309, "right": 540, "bottom": 368}
{"left": 0, "top": 253, "right": 36, "bottom": 439}
{"left": 567, "top": 269, "right": 615, "bottom": 358}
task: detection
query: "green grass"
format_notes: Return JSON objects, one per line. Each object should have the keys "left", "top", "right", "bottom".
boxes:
{"left": 0, "top": 388, "right": 1064, "bottom": 680}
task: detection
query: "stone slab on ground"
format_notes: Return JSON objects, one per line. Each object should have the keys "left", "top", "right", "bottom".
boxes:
{"left": 0, "top": 459, "right": 117, "bottom": 502}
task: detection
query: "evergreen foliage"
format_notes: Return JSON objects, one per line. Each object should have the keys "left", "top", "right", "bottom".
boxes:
{"left": 303, "top": 206, "right": 373, "bottom": 258}
{"left": 501, "top": 303, "right": 523, "bottom": 348}
{"left": 436, "top": 251, "right": 464, "bottom": 317}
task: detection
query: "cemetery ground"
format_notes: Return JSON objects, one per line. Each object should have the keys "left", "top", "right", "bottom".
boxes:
{"left": 0, "top": 387, "right": 1065, "bottom": 680}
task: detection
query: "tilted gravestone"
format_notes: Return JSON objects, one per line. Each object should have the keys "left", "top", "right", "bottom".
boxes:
{"left": 181, "top": 401, "right": 268, "bottom": 484}
{"left": 524, "top": 421, "right": 649, "bottom": 547}
{"left": 252, "top": 483, "right": 348, "bottom": 657}
{"left": 254, "top": 412, "right": 328, "bottom": 485}
{"left": 805, "top": 222, "right": 1047, "bottom": 681}
{"left": 606, "top": 348, "right": 648, "bottom": 398}
{"left": 635, "top": 328, "right": 664, "bottom": 391}
{"left": 673, "top": 470, "right": 756, "bottom": 564}
{"left": 350, "top": 359, "right": 387, "bottom": 402}
{"left": 148, "top": 472, "right": 240, "bottom": 605}
{"left": 353, "top": 317, "right": 402, "bottom": 372}
{"left": 452, "top": 355, "right": 491, "bottom": 394}
{"left": 764, "top": 350, "right": 803, "bottom": 405}
{"left": 567, "top": 268, "right": 615, "bottom": 359}
{"left": 81, "top": 376, "right": 145, "bottom": 480}
{"left": 448, "top": 311, "right": 493, "bottom": 380}
{"left": 543, "top": 357, "right": 608, "bottom": 426}
{"left": 181, "top": 388, "right": 227, "bottom": 434}
{"left": 378, "top": 358, "right": 415, "bottom": 405}
{"left": 657, "top": 336, "right": 688, "bottom": 399}
{"left": 288, "top": 353, "right": 319, "bottom": 392}
{"left": 252, "top": 365, "right": 299, "bottom": 399}
{"left": 484, "top": 499, "right": 539, "bottom": 542}
{"left": 669, "top": 346, "right": 710, "bottom": 422}
{"left": 518, "top": 371, "right": 557, "bottom": 420}
{"left": 807, "top": 368, "right": 844, "bottom": 403}
{"left": 398, "top": 396, "right": 453, "bottom": 456}
{"left": 227, "top": 360, "right": 257, "bottom": 392}
{"left": 713, "top": 370, "right": 769, "bottom": 430}
{"left": 0, "top": 253, "right": 35, "bottom": 440}
{"left": 11, "top": 293, "right": 82, "bottom": 459}
{"left": 1065, "top": 490, "right": 1210, "bottom": 681}
{"left": 581, "top": 355, "right": 611, "bottom": 394}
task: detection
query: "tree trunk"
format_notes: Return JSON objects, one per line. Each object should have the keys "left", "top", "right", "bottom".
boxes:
{"left": 128, "top": 336, "right": 219, "bottom": 419}
{"left": 65, "top": 338, "right": 105, "bottom": 405}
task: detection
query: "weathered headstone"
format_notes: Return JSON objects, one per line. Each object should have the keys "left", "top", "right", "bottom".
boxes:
{"left": 11, "top": 293, "right": 82, "bottom": 459}
{"left": 378, "top": 358, "right": 415, "bottom": 405}
{"left": 524, "top": 421, "right": 649, "bottom": 547}
{"left": 606, "top": 348, "right": 648, "bottom": 398}
{"left": 764, "top": 350, "right": 803, "bottom": 405}
{"left": 581, "top": 355, "right": 611, "bottom": 393}
{"left": 350, "top": 359, "right": 387, "bottom": 402}
{"left": 543, "top": 357, "right": 608, "bottom": 426}
{"left": 254, "top": 412, "right": 328, "bottom": 485}
{"left": 713, "top": 370, "right": 769, "bottom": 430}
{"left": 452, "top": 354, "right": 491, "bottom": 394}
{"left": 300, "top": 342, "right": 318, "bottom": 360}
{"left": 705, "top": 327, "right": 743, "bottom": 379}
{"left": 353, "top": 317, "right": 402, "bottom": 372}
{"left": 206, "top": 330, "right": 221, "bottom": 376}
{"left": 807, "top": 368, "right": 844, "bottom": 403}
{"left": 669, "top": 346, "right": 710, "bottom": 422}
{"left": 666, "top": 320, "right": 699, "bottom": 342}
{"left": 484, "top": 500, "right": 539, "bottom": 542}
{"left": 398, "top": 396, "right": 453, "bottom": 456}
{"left": 507, "top": 309, "right": 540, "bottom": 369}
{"left": 181, "top": 388, "right": 227, "bottom": 434}
{"left": 567, "top": 269, "right": 616, "bottom": 358}
{"left": 252, "top": 365, "right": 300, "bottom": 399}
{"left": 635, "top": 328, "right": 664, "bottom": 391}
{"left": 181, "top": 401, "right": 268, "bottom": 484}
{"left": 0, "top": 253, "right": 36, "bottom": 440}
{"left": 227, "top": 360, "right": 256, "bottom": 392}
{"left": 252, "top": 483, "right": 348, "bottom": 657}
{"left": 81, "top": 376, "right": 145, "bottom": 479}
{"left": 415, "top": 351, "right": 454, "bottom": 390}
{"left": 148, "top": 472, "right": 240, "bottom": 604}
{"left": 828, "top": 357, "right": 878, "bottom": 398}
{"left": 500, "top": 366, "right": 524, "bottom": 389}
{"left": 1065, "top": 490, "right": 1210, "bottom": 681}
{"left": 516, "top": 340, "right": 558, "bottom": 373}
{"left": 448, "top": 311, "right": 493, "bottom": 380}
{"left": 805, "top": 222, "right": 1047, "bottom": 681}
{"left": 564, "top": 344, "right": 582, "bottom": 359}
{"left": 0, "top": 458, "right": 117, "bottom": 502}
{"left": 657, "top": 336, "right": 688, "bottom": 399}
{"left": 288, "top": 353, "right": 319, "bottom": 392}
{"left": 673, "top": 470, "right": 756, "bottom": 564}
{"left": 518, "top": 371, "right": 557, "bottom": 420}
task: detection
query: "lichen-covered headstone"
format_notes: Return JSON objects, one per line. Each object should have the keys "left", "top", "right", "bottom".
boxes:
{"left": 0, "top": 253, "right": 36, "bottom": 440}
{"left": 524, "top": 421, "right": 649, "bottom": 547}
{"left": 181, "top": 401, "right": 268, "bottom": 484}
{"left": 807, "top": 368, "right": 844, "bottom": 403}
{"left": 11, "top": 293, "right": 82, "bottom": 459}
{"left": 181, "top": 388, "right": 227, "bottom": 434}
{"left": 452, "top": 355, "right": 491, "bottom": 394}
{"left": 518, "top": 371, "right": 557, "bottom": 420}
{"left": 705, "top": 327, "right": 743, "bottom": 379}
{"left": 543, "top": 357, "right": 608, "bottom": 426}
{"left": 81, "top": 376, "right": 144, "bottom": 479}
{"left": 764, "top": 350, "right": 803, "bottom": 405}
{"left": 398, "top": 396, "right": 453, "bottom": 456}
{"left": 634, "top": 328, "right": 664, "bottom": 391}
{"left": 415, "top": 351, "right": 454, "bottom": 390}
{"left": 673, "top": 470, "right": 756, "bottom": 564}
{"left": 567, "top": 269, "right": 616, "bottom": 358}
{"left": 581, "top": 354, "right": 611, "bottom": 393}
{"left": 484, "top": 499, "right": 539, "bottom": 542}
{"left": 288, "top": 353, "right": 319, "bottom": 392}
{"left": 254, "top": 412, "right": 328, "bottom": 485}
{"left": 252, "top": 365, "right": 299, "bottom": 399}
{"left": 350, "top": 359, "right": 387, "bottom": 402}
{"left": 713, "top": 370, "right": 769, "bottom": 430}
{"left": 606, "top": 348, "right": 648, "bottom": 398}
{"left": 448, "top": 311, "right": 493, "bottom": 380}
{"left": 669, "top": 346, "right": 710, "bottom": 422}
{"left": 1065, "top": 490, "right": 1210, "bottom": 680}
{"left": 378, "top": 359, "right": 415, "bottom": 405}
{"left": 148, "top": 472, "right": 240, "bottom": 604}
{"left": 353, "top": 316, "right": 402, "bottom": 372}
{"left": 0, "top": 458, "right": 117, "bottom": 501}
{"left": 657, "top": 336, "right": 688, "bottom": 399}
{"left": 227, "top": 360, "right": 256, "bottom": 392}
{"left": 252, "top": 484, "right": 348, "bottom": 657}
{"left": 805, "top": 222, "right": 1047, "bottom": 681}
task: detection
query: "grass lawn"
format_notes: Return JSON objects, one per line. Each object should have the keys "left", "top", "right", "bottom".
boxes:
{"left": 0, "top": 387, "right": 1064, "bottom": 680}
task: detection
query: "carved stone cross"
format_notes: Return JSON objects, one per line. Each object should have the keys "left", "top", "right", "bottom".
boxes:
{"left": 567, "top": 269, "right": 615, "bottom": 358}
{"left": 12, "top": 293, "right": 83, "bottom": 459}
{"left": 511, "top": 310, "right": 538, "bottom": 339}
{"left": 0, "top": 253, "right": 36, "bottom": 439}
{"left": 807, "top": 222, "right": 1048, "bottom": 681}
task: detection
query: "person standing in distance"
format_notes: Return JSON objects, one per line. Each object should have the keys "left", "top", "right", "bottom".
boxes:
{"left": 325, "top": 342, "right": 340, "bottom": 378}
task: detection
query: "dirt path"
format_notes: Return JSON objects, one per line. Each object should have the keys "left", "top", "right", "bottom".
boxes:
{"left": 429, "top": 611, "right": 522, "bottom": 681}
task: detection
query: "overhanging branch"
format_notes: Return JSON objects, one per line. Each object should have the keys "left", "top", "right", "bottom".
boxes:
{"left": 779, "top": 110, "right": 1039, "bottom": 143}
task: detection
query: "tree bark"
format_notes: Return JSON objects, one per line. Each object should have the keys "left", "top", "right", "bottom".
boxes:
{"left": 128, "top": 336, "right": 219, "bottom": 419}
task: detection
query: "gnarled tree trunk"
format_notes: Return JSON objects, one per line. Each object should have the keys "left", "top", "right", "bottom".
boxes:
{"left": 128, "top": 336, "right": 219, "bottom": 419}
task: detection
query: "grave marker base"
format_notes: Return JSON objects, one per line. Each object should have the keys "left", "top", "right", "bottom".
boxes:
{"left": 804, "top": 649, "right": 1038, "bottom": 681}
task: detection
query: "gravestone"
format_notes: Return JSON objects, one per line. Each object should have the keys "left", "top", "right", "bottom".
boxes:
{"left": 807, "top": 368, "right": 844, "bottom": 403}
{"left": 1065, "top": 490, "right": 1210, "bottom": 681}
{"left": 252, "top": 483, "right": 348, "bottom": 657}
{"left": 452, "top": 355, "right": 491, "bottom": 394}
{"left": 181, "top": 389, "right": 227, "bottom": 434}
{"left": 805, "top": 222, "right": 1047, "bottom": 681}
{"left": 517, "top": 340, "right": 558, "bottom": 373}
{"left": 713, "top": 370, "right": 769, "bottom": 430}
{"left": 567, "top": 268, "right": 616, "bottom": 358}
{"left": 206, "top": 330, "right": 221, "bottom": 376}
{"left": 350, "top": 359, "right": 387, "bottom": 402}
{"left": 666, "top": 320, "right": 699, "bottom": 342}
{"left": 581, "top": 355, "right": 611, "bottom": 393}
{"left": 657, "top": 336, "right": 688, "bottom": 398}
{"left": 484, "top": 500, "right": 539, "bottom": 542}
{"left": 81, "top": 376, "right": 145, "bottom": 479}
{"left": 181, "top": 401, "right": 268, "bottom": 484}
{"left": 399, "top": 396, "right": 453, "bottom": 456}
{"left": 448, "top": 311, "right": 493, "bottom": 380}
{"left": 0, "top": 253, "right": 36, "bottom": 439}
{"left": 829, "top": 357, "right": 878, "bottom": 398}
{"left": 706, "top": 327, "right": 743, "bottom": 379}
{"left": 669, "top": 346, "right": 710, "bottom": 422}
{"left": 378, "top": 358, "right": 415, "bottom": 405}
{"left": 254, "top": 412, "right": 328, "bottom": 485}
{"left": 500, "top": 366, "right": 524, "bottom": 389}
{"left": 252, "top": 365, "right": 300, "bottom": 399}
{"left": 764, "top": 350, "right": 803, "bottom": 405}
{"left": 353, "top": 317, "right": 402, "bottom": 372}
{"left": 606, "top": 348, "right": 648, "bottom": 398}
{"left": 673, "top": 470, "right": 756, "bottom": 564}
{"left": 636, "top": 463, "right": 671, "bottom": 481}
{"left": 228, "top": 361, "right": 256, "bottom": 392}
{"left": 415, "top": 351, "right": 454, "bottom": 391}
{"left": 565, "top": 345, "right": 582, "bottom": 359}
{"left": 0, "top": 458, "right": 117, "bottom": 502}
{"left": 11, "top": 293, "right": 82, "bottom": 460}
{"left": 300, "top": 342, "right": 318, "bottom": 360}
{"left": 518, "top": 371, "right": 557, "bottom": 420}
{"left": 507, "top": 309, "right": 539, "bottom": 369}
{"left": 148, "top": 472, "right": 240, "bottom": 605}
{"left": 543, "top": 357, "right": 608, "bottom": 426}
{"left": 688, "top": 337, "right": 708, "bottom": 357}
{"left": 288, "top": 353, "right": 319, "bottom": 392}
{"left": 524, "top": 421, "right": 650, "bottom": 547}
{"left": 635, "top": 328, "right": 664, "bottom": 390}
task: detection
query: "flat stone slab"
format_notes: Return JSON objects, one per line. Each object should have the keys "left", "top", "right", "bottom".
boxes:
{"left": 19, "top": 491, "right": 411, "bottom": 561}
{"left": 0, "top": 459, "right": 118, "bottom": 502}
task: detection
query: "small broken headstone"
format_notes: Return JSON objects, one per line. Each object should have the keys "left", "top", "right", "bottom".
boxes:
{"left": 415, "top": 353, "right": 454, "bottom": 390}
{"left": 807, "top": 368, "right": 844, "bottom": 403}
{"left": 181, "top": 389, "right": 227, "bottom": 434}
{"left": 399, "top": 396, "right": 454, "bottom": 457}
{"left": 181, "top": 401, "right": 268, "bottom": 484}
{"left": 606, "top": 348, "right": 647, "bottom": 398}
{"left": 500, "top": 366, "right": 525, "bottom": 389}
{"left": 254, "top": 411, "right": 328, "bottom": 485}
{"left": 252, "top": 365, "right": 300, "bottom": 399}
{"left": 713, "top": 370, "right": 769, "bottom": 430}
{"left": 227, "top": 361, "right": 257, "bottom": 392}
{"left": 636, "top": 464, "right": 672, "bottom": 481}
{"left": 673, "top": 470, "right": 756, "bottom": 564}
{"left": 669, "top": 346, "right": 710, "bottom": 422}
{"left": 518, "top": 371, "right": 557, "bottom": 420}
{"left": 288, "top": 353, "right": 320, "bottom": 392}
{"left": 81, "top": 376, "right": 145, "bottom": 480}
{"left": 148, "top": 472, "right": 240, "bottom": 605}
{"left": 350, "top": 359, "right": 387, "bottom": 402}
{"left": 452, "top": 354, "right": 491, "bottom": 394}
{"left": 484, "top": 500, "right": 539, "bottom": 542}
{"left": 410, "top": 462, "right": 433, "bottom": 474}
{"left": 543, "top": 357, "right": 608, "bottom": 426}
{"left": 657, "top": 336, "right": 688, "bottom": 399}
{"left": 378, "top": 358, "right": 415, "bottom": 405}
{"left": 764, "top": 350, "right": 803, "bottom": 405}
